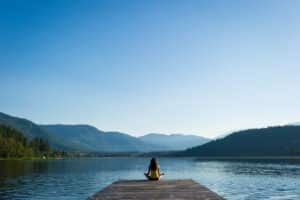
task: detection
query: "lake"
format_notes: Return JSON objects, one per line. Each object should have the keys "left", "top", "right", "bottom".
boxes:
{"left": 0, "top": 158, "right": 300, "bottom": 200}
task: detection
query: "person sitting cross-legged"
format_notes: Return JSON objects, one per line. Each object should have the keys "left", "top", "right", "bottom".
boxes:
{"left": 144, "top": 158, "right": 165, "bottom": 181}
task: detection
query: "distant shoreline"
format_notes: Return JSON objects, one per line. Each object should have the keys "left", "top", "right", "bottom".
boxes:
{"left": 2, "top": 155, "right": 300, "bottom": 161}
{"left": 193, "top": 156, "right": 300, "bottom": 160}
{"left": 0, "top": 157, "right": 62, "bottom": 161}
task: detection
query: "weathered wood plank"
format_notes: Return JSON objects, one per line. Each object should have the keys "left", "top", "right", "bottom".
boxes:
{"left": 88, "top": 179, "right": 224, "bottom": 200}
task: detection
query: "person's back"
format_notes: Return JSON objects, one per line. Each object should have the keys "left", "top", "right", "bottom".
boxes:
{"left": 144, "top": 158, "right": 165, "bottom": 180}
{"left": 148, "top": 168, "right": 160, "bottom": 180}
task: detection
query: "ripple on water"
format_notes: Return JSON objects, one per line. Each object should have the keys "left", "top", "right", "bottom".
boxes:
{"left": 0, "top": 158, "right": 300, "bottom": 200}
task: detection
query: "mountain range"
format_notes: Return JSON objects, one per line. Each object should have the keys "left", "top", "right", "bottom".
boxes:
{"left": 41, "top": 124, "right": 161, "bottom": 152}
{"left": 2, "top": 112, "right": 300, "bottom": 156}
{"left": 0, "top": 112, "right": 209, "bottom": 152}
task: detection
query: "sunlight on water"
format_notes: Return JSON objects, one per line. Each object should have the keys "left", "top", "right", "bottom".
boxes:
{"left": 0, "top": 158, "right": 300, "bottom": 200}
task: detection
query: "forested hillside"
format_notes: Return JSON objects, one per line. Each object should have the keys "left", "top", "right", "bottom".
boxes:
{"left": 0, "top": 124, "right": 52, "bottom": 158}
{"left": 179, "top": 126, "right": 300, "bottom": 157}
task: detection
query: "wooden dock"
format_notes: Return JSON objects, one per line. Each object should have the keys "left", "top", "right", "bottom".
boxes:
{"left": 88, "top": 179, "right": 224, "bottom": 200}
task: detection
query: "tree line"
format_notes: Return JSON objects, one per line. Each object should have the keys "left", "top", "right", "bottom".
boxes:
{"left": 0, "top": 124, "right": 64, "bottom": 159}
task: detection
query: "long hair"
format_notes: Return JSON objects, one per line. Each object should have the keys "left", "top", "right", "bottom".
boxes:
{"left": 149, "top": 157, "right": 158, "bottom": 170}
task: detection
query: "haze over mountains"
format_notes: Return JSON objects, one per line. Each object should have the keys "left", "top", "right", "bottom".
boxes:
{"left": 0, "top": 112, "right": 208, "bottom": 152}
{"left": 139, "top": 133, "right": 210, "bottom": 150}
{"left": 41, "top": 124, "right": 161, "bottom": 152}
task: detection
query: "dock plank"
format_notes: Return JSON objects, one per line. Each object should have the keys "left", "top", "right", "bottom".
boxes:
{"left": 88, "top": 179, "right": 224, "bottom": 200}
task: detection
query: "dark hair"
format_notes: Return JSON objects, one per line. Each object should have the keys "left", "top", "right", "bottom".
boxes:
{"left": 149, "top": 158, "right": 158, "bottom": 170}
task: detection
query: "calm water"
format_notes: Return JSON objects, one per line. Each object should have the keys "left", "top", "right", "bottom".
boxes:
{"left": 0, "top": 158, "right": 300, "bottom": 200}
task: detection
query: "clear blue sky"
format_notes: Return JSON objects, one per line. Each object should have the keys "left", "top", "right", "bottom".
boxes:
{"left": 1, "top": 0, "right": 300, "bottom": 138}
